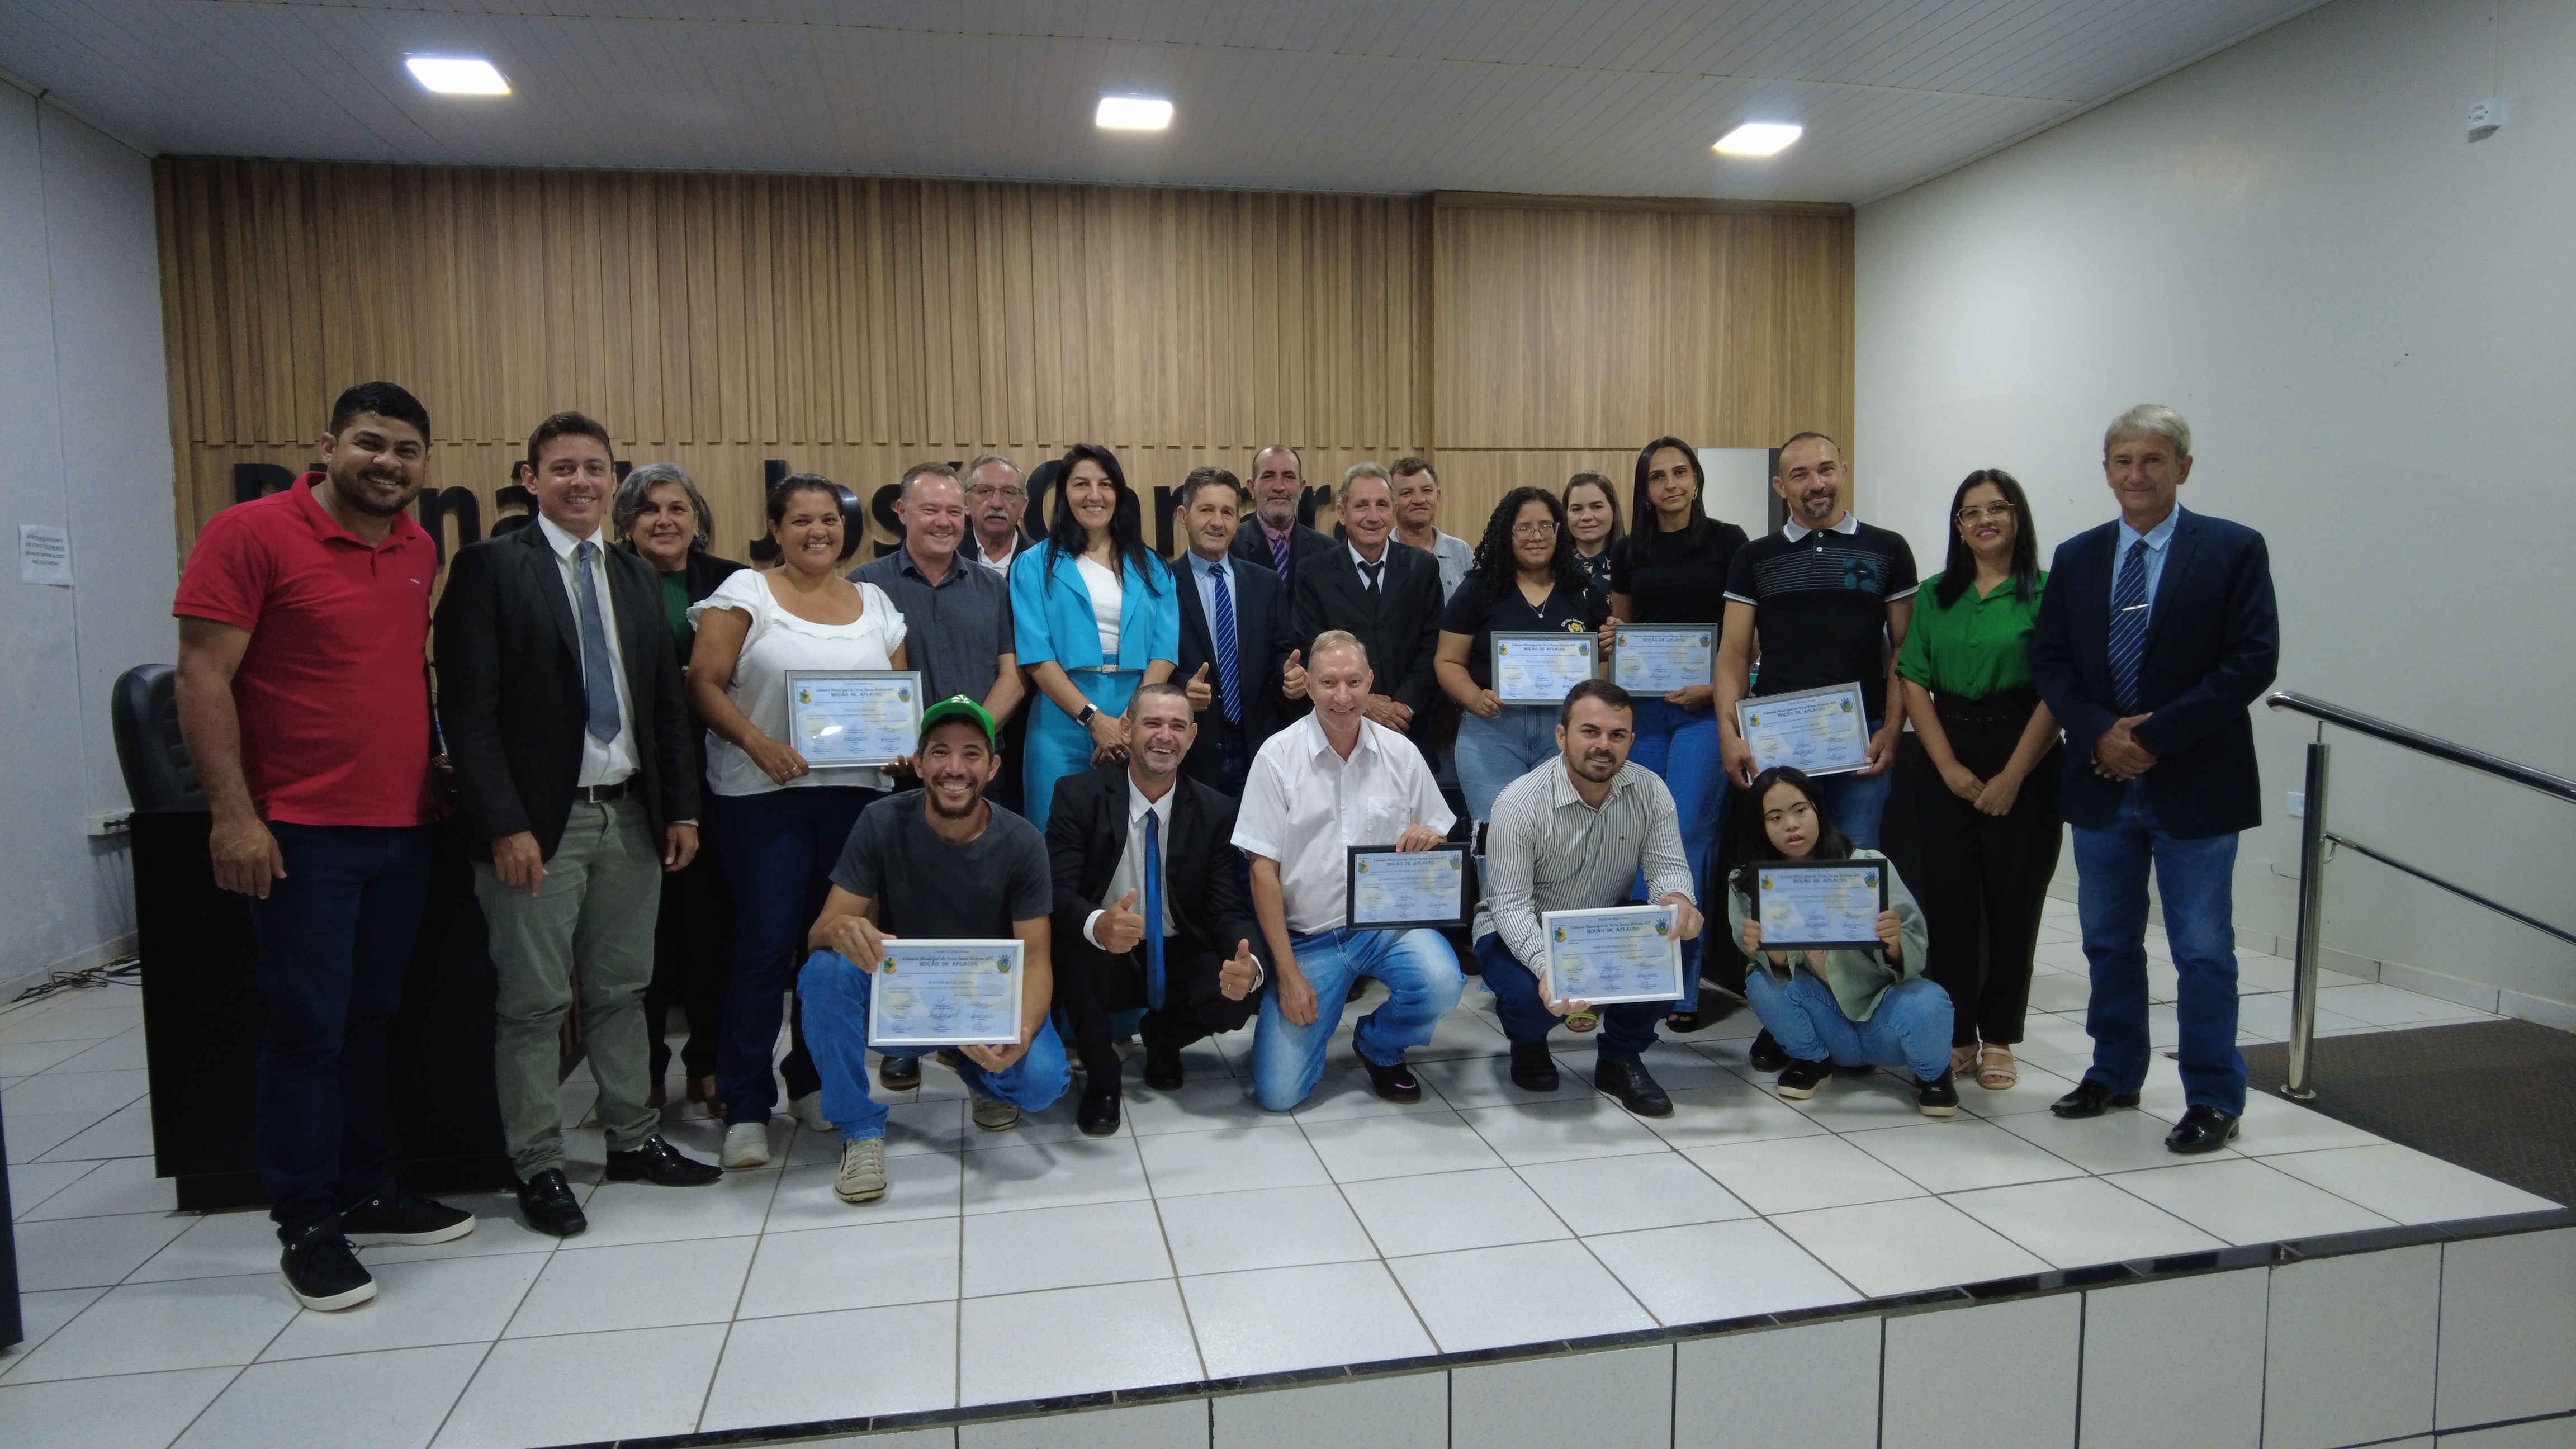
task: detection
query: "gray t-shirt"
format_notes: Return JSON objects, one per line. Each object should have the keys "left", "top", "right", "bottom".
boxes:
{"left": 830, "top": 789, "right": 1052, "bottom": 936}
{"left": 847, "top": 546, "right": 1014, "bottom": 709}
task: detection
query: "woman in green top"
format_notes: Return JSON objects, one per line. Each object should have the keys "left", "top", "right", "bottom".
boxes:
{"left": 1895, "top": 468, "right": 2063, "bottom": 1091}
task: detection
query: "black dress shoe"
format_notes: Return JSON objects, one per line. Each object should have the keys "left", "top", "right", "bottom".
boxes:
{"left": 1749, "top": 1028, "right": 1789, "bottom": 1072}
{"left": 1358, "top": 1054, "right": 1423, "bottom": 1104}
{"left": 878, "top": 1053, "right": 921, "bottom": 1091}
{"left": 2165, "top": 1105, "right": 2242, "bottom": 1154}
{"left": 1595, "top": 1058, "right": 1673, "bottom": 1117}
{"left": 605, "top": 1134, "right": 724, "bottom": 1186}
{"left": 1509, "top": 1041, "right": 1560, "bottom": 1092}
{"left": 1077, "top": 1086, "right": 1122, "bottom": 1137}
{"left": 515, "top": 1168, "right": 589, "bottom": 1238}
{"left": 2049, "top": 1078, "right": 2144, "bottom": 1119}
{"left": 1142, "top": 1049, "right": 1184, "bottom": 1092}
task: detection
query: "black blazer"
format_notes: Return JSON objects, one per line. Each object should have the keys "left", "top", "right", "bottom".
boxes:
{"left": 1291, "top": 542, "right": 1445, "bottom": 738}
{"left": 436, "top": 522, "right": 699, "bottom": 860}
{"left": 1045, "top": 763, "right": 1267, "bottom": 978}
{"left": 2030, "top": 506, "right": 2279, "bottom": 838}
{"left": 1229, "top": 517, "right": 1335, "bottom": 585}
{"left": 1171, "top": 553, "right": 1299, "bottom": 783}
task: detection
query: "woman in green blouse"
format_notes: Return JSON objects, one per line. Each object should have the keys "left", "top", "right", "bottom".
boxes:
{"left": 1895, "top": 469, "right": 2062, "bottom": 1091}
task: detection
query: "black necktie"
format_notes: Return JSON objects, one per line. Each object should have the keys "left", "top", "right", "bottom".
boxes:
{"left": 1358, "top": 558, "right": 1383, "bottom": 594}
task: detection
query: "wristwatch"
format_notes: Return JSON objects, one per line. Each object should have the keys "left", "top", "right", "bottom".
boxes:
{"left": 1076, "top": 703, "right": 1098, "bottom": 727}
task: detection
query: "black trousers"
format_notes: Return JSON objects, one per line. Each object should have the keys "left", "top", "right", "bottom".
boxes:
{"left": 1912, "top": 692, "right": 2063, "bottom": 1048}
{"left": 1063, "top": 936, "right": 1259, "bottom": 1087}
{"left": 644, "top": 838, "right": 732, "bottom": 1085}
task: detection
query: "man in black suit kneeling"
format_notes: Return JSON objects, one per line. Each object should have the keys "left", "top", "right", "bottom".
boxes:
{"left": 1046, "top": 682, "right": 1266, "bottom": 1135}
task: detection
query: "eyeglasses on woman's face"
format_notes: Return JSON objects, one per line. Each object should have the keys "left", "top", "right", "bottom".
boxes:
{"left": 1955, "top": 501, "right": 2015, "bottom": 525}
{"left": 1510, "top": 520, "right": 1559, "bottom": 539}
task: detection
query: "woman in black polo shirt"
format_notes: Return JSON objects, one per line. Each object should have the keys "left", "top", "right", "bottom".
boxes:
{"left": 1436, "top": 487, "right": 1608, "bottom": 822}
{"left": 1562, "top": 470, "right": 1623, "bottom": 598}
{"left": 1609, "top": 435, "right": 1751, "bottom": 1030}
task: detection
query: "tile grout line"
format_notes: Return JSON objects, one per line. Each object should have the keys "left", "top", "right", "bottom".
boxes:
{"left": 1126, "top": 1101, "right": 1214, "bottom": 1385}
{"left": 1290, "top": 1091, "right": 1446, "bottom": 1357}
{"left": 686, "top": 1139, "right": 792, "bottom": 1433}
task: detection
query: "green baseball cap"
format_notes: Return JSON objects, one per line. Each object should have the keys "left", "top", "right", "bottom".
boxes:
{"left": 918, "top": 694, "right": 996, "bottom": 746}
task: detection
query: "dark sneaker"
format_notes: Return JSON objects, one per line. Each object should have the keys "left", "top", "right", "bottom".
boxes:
{"left": 281, "top": 1220, "right": 376, "bottom": 1311}
{"left": 1749, "top": 1028, "right": 1789, "bottom": 1072}
{"left": 1774, "top": 1058, "right": 1831, "bottom": 1100}
{"left": 339, "top": 1185, "right": 476, "bottom": 1247}
{"left": 1915, "top": 1070, "right": 1961, "bottom": 1118}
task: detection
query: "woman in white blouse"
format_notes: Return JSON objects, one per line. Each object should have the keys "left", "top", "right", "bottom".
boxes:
{"left": 688, "top": 475, "right": 908, "bottom": 1168}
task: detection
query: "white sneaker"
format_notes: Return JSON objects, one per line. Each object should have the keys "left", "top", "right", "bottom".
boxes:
{"left": 789, "top": 1091, "right": 834, "bottom": 1134}
{"left": 835, "top": 1138, "right": 887, "bottom": 1203}
{"left": 720, "top": 1121, "right": 771, "bottom": 1168}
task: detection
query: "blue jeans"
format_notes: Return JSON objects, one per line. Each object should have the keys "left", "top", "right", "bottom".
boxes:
{"left": 1453, "top": 704, "right": 1559, "bottom": 823}
{"left": 797, "top": 950, "right": 1070, "bottom": 1139}
{"left": 1812, "top": 740, "right": 1893, "bottom": 849}
{"left": 1253, "top": 927, "right": 1463, "bottom": 1111}
{"left": 1474, "top": 933, "right": 1663, "bottom": 1064}
{"left": 709, "top": 787, "right": 877, "bottom": 1125}
{"left": 246, "top": 823, "right": 434, "bottom": 1238}
{"left": 1743, "top": 969, "right": 1954, "bottom": 1082}
{"left": 2072, "top": 780, "right": 2246, "bottom": 1114}
{"left": 1629, "top": 698, "right": 1726, "bottom": 1012}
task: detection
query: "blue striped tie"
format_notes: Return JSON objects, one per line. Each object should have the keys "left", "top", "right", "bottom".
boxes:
{"left": 575, "top": 542, "right": 623, "bottom": 744}
{"left": 1143, "top": 812, "right": 1166, "bottom": 1010}
{"left": 1269, "top": 531, "right": 1290, "bottom": 583}
{"left": 2108, "top": 539, "right": 2149, "bottom": 712}
{"left": 1210, "top": 564, "right": 1243, "bottom": 725}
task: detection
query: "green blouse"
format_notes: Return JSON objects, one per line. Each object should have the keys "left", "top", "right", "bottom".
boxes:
{"left": 1895, "top": 569, "right": 2045, "bottom": 700}
{"left": 660, "top": 570, "right": 694, "bottom": 652}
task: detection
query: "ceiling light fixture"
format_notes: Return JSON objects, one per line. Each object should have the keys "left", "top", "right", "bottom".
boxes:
{"left": 1715, "top": 122, "right": 1802, "bottom": 157}
{"left": 1096, "top": 96, "right": 1173, "bottom": 131}
{"left": 406, "top": 56, "right": 511, "bottom": 96}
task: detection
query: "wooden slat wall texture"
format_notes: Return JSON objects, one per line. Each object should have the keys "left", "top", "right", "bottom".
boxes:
{"left": 158, "top": 162, "right": 1850, "bottom": 561}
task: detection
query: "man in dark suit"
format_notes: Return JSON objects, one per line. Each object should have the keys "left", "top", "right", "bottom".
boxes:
{"left": 1046, "top": 683, "right": 1266, "bottom": 1135}
{"left": 1172, "top": 466, "right": 1308, "bottom": 794}
{"left": 1230, "top": 443, "right": 1334, "bottom": 587}
{"left": 435, "top": 411, "right": 724, "bottom": 1239}
{"left": 2030, "top": 403, "right": 2279, "bottom": 1155}
{"left": 1292, "top": 463, "right": 1444, "bottom": 755}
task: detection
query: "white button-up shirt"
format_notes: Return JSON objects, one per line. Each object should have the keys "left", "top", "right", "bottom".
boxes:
{"left": 1085, "top": 773, "right": 1180, "bottom": 947}
{"left": 536, "top": 513, "right": 639, "bottom": 789}
{"left": 1232, "top": 713, "right": 1454, "bottom": 935}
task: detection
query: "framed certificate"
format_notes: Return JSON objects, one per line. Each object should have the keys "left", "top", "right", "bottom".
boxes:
{"left": 1490, "top": 631, "right": 1597, "bottom": 706}
{"left": 1540, "top": 904, "right": 1684, "bottom": 1005}
{"left": 865, "top": 938, "right": 1026, "bottom": 1048}
{"left": 1344, "top": 846, "right": 1468, "bottom": 931}
{"left": 1753, "top": 859, "right": 1888, "bottom": 951}
{"left": 1610, "top": 623, "right": 1716, "bottom": 695}
{"left": 786, "top": 670, "right": 922, "bottom": 769}
{"left": 1734, "top": 681, "right": 1871, "bottom": 778}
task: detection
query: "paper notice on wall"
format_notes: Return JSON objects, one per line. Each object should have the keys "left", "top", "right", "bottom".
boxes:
{"left": 18, "top": 524, "right": 72, "bottom": 586}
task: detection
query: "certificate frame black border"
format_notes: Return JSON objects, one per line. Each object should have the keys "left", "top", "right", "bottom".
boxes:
{"left": 864, "top": 936, "right": 1027, "bottom": 1049}
{"left": 1608, "top": 621, "right": 1718, "bottom": 694}
{"left": 1489, "top": 630, "right": 1599, "bottom": 707}
{"left": 1732, "top": 679, "right": 1871, "bottom": 779}
{"left": 1343, "top": 845, "right": 1470, "bottom": 931}
{"left": 1751, "top": 858, "right": 1890, "bottom": 951}
{"left": 784, "top": 668, "right": 924, "bottom": 770}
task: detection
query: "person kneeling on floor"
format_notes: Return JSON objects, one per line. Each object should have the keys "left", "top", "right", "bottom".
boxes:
{"left": 1727, "top": 766, "right": 1957, "bottom": 1118}
{"left": 795, "top": 697, "right": 1071, "bottom": 1204}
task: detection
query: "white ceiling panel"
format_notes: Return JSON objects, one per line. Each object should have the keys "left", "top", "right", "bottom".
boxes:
{"left": 0, "top": 0, "right": 2328, "bottom": 202}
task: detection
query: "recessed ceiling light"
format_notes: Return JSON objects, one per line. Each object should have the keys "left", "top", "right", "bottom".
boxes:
{"left": 1715, "top": 122, "right": 1802, "bottom": 157}
{"left": 1096, "top": 96, "right": 1173, "bottom": 131}
{"left": 406, "top": 56, "right": 510, "bottom": 96}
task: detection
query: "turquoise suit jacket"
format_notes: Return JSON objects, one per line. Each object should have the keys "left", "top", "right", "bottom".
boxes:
{"left": 1009, "top": 543, "right": 1180, "bottom": 672}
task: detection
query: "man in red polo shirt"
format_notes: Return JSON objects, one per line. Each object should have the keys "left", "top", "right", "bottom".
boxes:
{"left": 174, "top": 381, "right": 475, "bottom": 1313}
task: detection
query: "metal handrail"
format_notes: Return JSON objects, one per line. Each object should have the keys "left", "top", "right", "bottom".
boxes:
{"left": 2263, "top": 690, "right": 2576, "bottom": 1100}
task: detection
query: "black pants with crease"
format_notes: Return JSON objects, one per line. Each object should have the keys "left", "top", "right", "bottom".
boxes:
{"left": 1911, "top": 690, "right": 2063, "bottom": 1049}
{"left": 1062, "top": 937, "right": 1259, "bottom": 1089}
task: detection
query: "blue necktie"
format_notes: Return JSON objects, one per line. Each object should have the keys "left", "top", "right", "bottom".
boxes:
{"left": 575, "top": 541, "right": 623, "bottom": 744}
{"left": 1209, "top": 565, "right": 1243, "bottom": 725}
{"left": 1142, "top": 811, "right": 1166, "bottom": 1010}
{"left": 1269, "top": 531, "right": 1290, "bottom": 583}
{"left": 2108, "top": 539, "right": 2149, "bottom": 713}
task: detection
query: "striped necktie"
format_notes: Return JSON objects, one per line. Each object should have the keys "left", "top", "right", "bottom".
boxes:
{"left": 1268, "top": 530, "right": 1291, "bottom": 582}
{"left": 1209, "top": 563, "right": 1243, "bottom": 725}
{"left": 575, "top": 541, "right": 623, "bottom": 744}
{"left": 2108, "top": 539, "right": 2150, "bottom": 712}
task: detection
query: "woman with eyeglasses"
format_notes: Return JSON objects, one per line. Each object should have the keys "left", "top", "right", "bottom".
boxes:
{"left": 1435, "top": 487, "right": 1609, "bottom": 822}
{"left": 1008, "top": 443, "right": 1178, "bottom": 832}
{"left": 1894, "top": 469, "right": 2063, "bottom": 1091}
{"left": 1561, "top": 470, "right": 1622, "bottom": 598}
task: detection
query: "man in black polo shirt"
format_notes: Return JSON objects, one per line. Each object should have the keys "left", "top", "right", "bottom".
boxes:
{"left": 1716, "top": 431, "right": 1917, "bottom": 849}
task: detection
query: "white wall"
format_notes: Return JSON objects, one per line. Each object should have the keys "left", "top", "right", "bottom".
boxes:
{"left": 1855, "top": 0, "right": 2575, "bottom": 1015}
{"left": 0, "top": 84, "right": 176, "bottom": 995}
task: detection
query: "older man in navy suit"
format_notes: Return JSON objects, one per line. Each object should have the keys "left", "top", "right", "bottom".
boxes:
{"left": 1173, "top": 467, "right": 1307, "bottom": 794}
{"left": 2030, "top": 404, "right": 2279, "bottom": 1154}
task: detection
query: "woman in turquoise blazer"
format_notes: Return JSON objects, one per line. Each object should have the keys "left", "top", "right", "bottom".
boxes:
{"left": 1008, "top": 443, "right": 1178, "bottom": 830}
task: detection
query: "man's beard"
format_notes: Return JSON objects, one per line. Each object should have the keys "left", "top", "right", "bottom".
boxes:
{"left": 1570, "top": 751, "right": 1620, "bottom": 783}
{"left": 927, "top": 782, "right": 986, "bottom": 820}
{"left": 333, "top": 471, "right": 414, "bottom": 518}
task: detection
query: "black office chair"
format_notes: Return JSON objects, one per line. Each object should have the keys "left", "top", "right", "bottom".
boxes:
{"left": 111, "top": 663, "right": 206, "bottom": 812}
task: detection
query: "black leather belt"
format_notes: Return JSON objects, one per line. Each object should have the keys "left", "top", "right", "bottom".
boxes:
{"left": 1933, "top": 688, "right": 2042, "bottom": 733}
{"left": 573, "top": 778, "right": 633, "bottom": 804}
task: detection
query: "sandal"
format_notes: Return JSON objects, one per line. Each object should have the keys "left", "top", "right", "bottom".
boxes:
{"left": 1976, "top": 1044, "right": 2018, "bottom": 1090}
{"left": 1664, "top": 1009, "right": 1708, "bottom": 1034}
{"left": 1564, "top": 1011, "right": 1599, "bottom": 1034}
{"left": 1950, "top": 1044, "right": 1981, "bottom": 1081}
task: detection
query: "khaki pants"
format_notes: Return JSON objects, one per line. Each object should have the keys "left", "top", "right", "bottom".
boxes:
{"left": 473, "top": 795, "right": 663, "bottom": 1179}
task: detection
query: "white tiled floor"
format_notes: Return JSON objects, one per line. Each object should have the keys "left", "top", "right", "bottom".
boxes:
{"left": 1, "top": 898, "right": 2565, "bottom": 1448}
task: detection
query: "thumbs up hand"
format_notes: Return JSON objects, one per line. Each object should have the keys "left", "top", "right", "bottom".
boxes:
{"left": 1219, "top": 939, "right": 1261, "bottom": 1001}
{"left": 1185, "top": 662, "right": 1213, "bottom": 713}
{"left": 1282, "top": 648, "right": 1308, "bottom": 701}
{"left": 1096, "top": 888, "right": 1147, "bottom": 955}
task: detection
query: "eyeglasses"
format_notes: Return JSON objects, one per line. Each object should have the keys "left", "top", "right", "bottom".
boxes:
{"left": 965, "top": 486, "right": 1026, "bottom": 503}
{"left": 1510, "top": 522, "right": 1559, "bottom": 539}
{"left": 1955, "top": 503, "right": 2015, "bottom": 524}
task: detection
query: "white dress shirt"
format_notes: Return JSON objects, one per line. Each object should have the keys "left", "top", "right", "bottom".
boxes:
{"left": 536, "top": 513, "right": 640, "bottom": 789}
{"left": 1084, "top": 773, "right": 1179, "bottom": 946}
{"left": 1232, "top": 713, "right": 1454, "bottom": 935}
